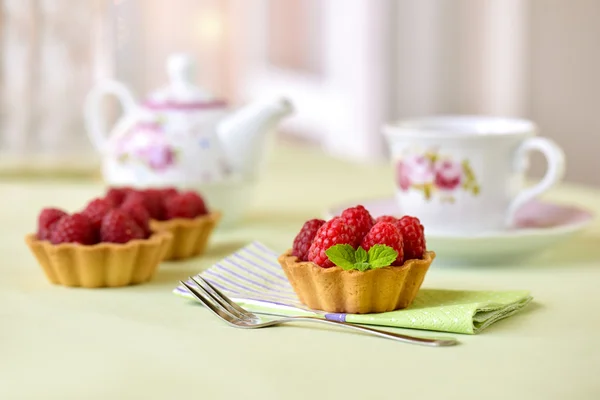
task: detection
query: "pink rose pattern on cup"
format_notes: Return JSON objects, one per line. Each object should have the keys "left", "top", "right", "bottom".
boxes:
{"left": 396, "top": 150, "right": 480, "bottom": 202}
{"left": 399, "top": 154, "right": 434, "bottom": 185}
{"left": 434, "top": 159, "right": 463, "bottom": 191}
{"left": 396, "top": 161, "right": 411, "bottom": 191}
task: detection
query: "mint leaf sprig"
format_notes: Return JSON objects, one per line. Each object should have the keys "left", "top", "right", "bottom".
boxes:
{"left": 325, "top": 244, "right": 398, "bottom": 272}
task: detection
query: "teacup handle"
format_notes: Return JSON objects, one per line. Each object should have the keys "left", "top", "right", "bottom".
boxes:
{"left": 506, "top": 137, "right": 566, "bottom": 226}
{"left": 84, "top": 80, "right": 137, "bottom": 151}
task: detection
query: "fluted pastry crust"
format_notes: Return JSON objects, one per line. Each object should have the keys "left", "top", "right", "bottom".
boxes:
{"left": 278, "top": 250, "right": 435, "bottom": 313}
{"left": 25, "top": 231, "right": 172, "bottom": 288}
{"left": 150, "top": 211, "right": 221, "bottom": 260}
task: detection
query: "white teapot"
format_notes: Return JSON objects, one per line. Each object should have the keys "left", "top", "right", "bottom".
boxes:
{"left": 84, "top": 54, "right": 293, "bottom": 225}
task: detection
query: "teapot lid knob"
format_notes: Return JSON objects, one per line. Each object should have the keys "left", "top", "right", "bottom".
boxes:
{"left": 144, "top": 53, "right": 226, "bottom": 108}
{"left": 167, "top": 53, "right": 195, "bottom": 87}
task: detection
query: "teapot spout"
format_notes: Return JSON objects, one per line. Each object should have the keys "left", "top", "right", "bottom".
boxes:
{"left": 218, "top": 97, "right": 293, "bottom": 180}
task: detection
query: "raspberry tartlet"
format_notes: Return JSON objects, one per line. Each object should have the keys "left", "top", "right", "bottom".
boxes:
{"left": 106, "top": 187, "right": 221, "bottom": 261}
{"left": 278, "top": 206, "right": 434, "bottom": 314}
{"left": 25, "top": 205, "right": 172, "bottom": 288}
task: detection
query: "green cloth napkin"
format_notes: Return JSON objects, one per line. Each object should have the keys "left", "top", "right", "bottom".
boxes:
{"left": 343, "top": 289, "right": 532, "bottom": 334}
{"left": 173, "top": 242, "right": 533, "bottom": 334}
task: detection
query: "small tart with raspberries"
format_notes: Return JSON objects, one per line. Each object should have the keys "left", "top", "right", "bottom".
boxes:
{"left": 25, "top": 201, "right": 172, "bottom": 288}
{"left": 278, "top": 205, "right": 434, "bottom": 314}
{"left": 105, "top": 187, "right": 221, "bottom": 261}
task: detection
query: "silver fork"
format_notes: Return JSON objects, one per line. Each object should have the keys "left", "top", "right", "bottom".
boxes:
{"left": 180, "top": 276, "right": 458, "bottom": 347}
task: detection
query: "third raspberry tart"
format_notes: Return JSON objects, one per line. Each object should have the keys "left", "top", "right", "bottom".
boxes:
{"left": 279, "top": 206, "right": 434, "bottom": 314}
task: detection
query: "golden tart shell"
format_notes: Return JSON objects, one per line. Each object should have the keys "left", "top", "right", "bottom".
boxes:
{"left": 149, "top": 211, "right": 221, "bottom": 261}
{"left": 278, "top": 250, "right": 435, "bottom": 314}
{"left": 25, "top": 231, "right": 172, "bottom": 288}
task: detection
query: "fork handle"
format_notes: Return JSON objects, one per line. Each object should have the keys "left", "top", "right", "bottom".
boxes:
{"left": 262, "top": 316, "right": 458, "bottom": 347}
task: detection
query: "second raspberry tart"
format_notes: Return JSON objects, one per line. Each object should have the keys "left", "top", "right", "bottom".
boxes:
{"left": 106, "top": 187, "right": 221, "bottom": 261}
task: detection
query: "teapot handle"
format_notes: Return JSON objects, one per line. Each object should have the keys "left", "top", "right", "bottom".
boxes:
{"left": 84, "top": 80, "right": 137, "bottom": 151}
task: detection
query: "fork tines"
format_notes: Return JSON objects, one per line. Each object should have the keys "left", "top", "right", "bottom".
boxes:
{"left": 180, "top": 276, "right": 251, "bottom": 322}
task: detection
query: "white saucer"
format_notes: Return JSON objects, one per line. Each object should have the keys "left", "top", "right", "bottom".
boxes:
{"left": 325, "top": 198, "right": 594, "bottom": 265}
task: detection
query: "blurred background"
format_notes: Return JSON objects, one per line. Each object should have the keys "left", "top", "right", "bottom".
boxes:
{"left": 0, "top": 0, "right": 599, "bottom": 184}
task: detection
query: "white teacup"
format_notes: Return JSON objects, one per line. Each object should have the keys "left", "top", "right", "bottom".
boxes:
{"left": 383, "top": 116, "right": 566, "bottom": 234}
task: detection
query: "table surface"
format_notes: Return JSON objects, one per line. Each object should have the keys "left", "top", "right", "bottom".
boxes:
{"left": 2, "top": 144, "right": 599, "bottom": 400}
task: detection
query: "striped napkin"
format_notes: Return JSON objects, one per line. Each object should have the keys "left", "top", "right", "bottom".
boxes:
{"left": 173, "top": 242, "right": 533, "bottom": 334}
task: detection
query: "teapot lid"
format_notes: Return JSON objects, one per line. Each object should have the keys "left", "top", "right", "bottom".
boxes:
{"left": 143, "top": 53, "right": 227, "bottom": 111}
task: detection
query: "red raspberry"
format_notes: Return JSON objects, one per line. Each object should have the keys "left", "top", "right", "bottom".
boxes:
{"left": 340, "top": 205, "right": 374, "bottom": 246}
{"left": 141, "top": 189, "right": 166, "bottom": 220}
{"left": 397, "top": 216, "right": 426, "bottom": 261}
{"left": 122, "top": 191, "right": 161, "bottom": 220}
{"left": 164, "top": 191, "right": 207, "bottom": 219}
{"left": 105, "top": 187, "right": 132, "bottom": 207}
{"left": 50, "top": 213, "right": 96, "bottom": 245}
{"left": 100, "top": 209, "right": 145, "bottom": 243}
{"left": 81, "top": 198, "right": 114, "bottom": 231}
{"left": 292, "top": 219, "right": 326, "bottom": 261}
{"left": 360, "top": 221, "right": 404, "bottom": 266}
{"left": 123, "top": 191, "right": 145, "bottom": 205}
{"left": 184, "top": 191, "right": 207, "bottom": 215}
{"left": 158, "top": 187, "right": 178, "bottom": 199}
{"left": 307, "top": 217, "right": 354, "bottom": 268}
{"left": 120, "top": 197, "right": 151, "bottom": 237}
{"left": 37, "top": 208, "right": 68, "bottom": 240}
{"left": 375, "top": 215, "right": 398, "bottom": 225}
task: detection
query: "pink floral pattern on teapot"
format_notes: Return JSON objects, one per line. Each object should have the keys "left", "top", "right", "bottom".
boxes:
{"left": 116, "top": 122, "right": 178, "bottom": 172}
